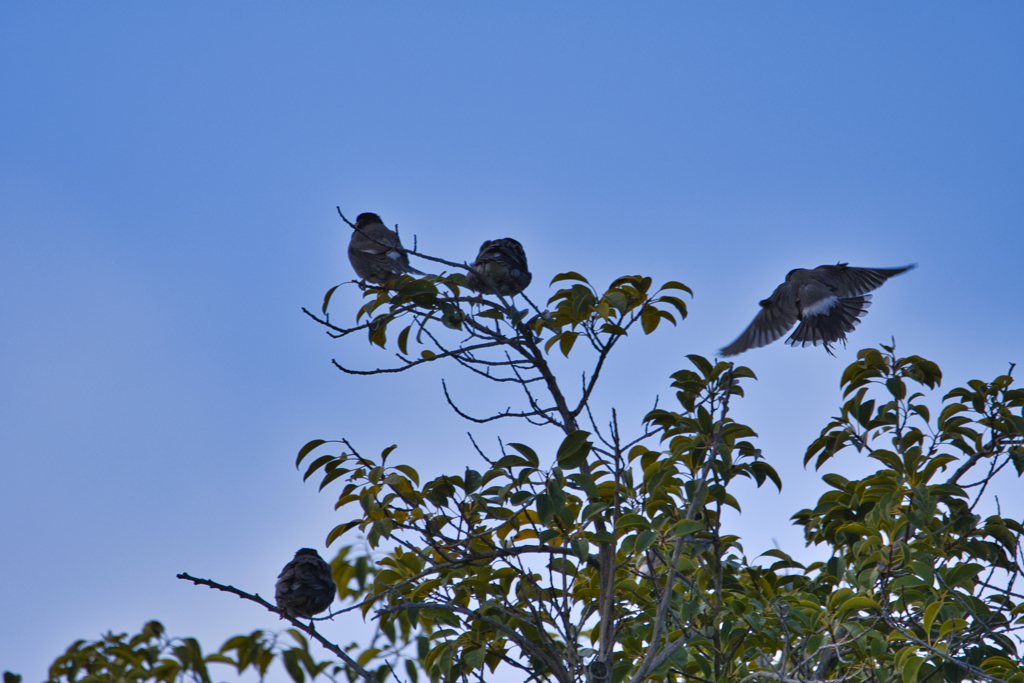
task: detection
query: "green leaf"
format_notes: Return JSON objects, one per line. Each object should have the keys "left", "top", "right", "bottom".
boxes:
{"left": 603, "top": 291, "right": 630, "bottom": 313}
{"left": 507, "top": 443, "right": 539, "bottom": 468}
{"left": 296, "top": 439, "right": 331, "bottom": 467}
{"left": 923, "top": 601, "right": 943, "bottom": 643}
{"left": 909, "top": 560, "right": 934, "bottom": 587}
{"left": 887, "top": 377, "right": 907, "bottom": 400}
{"left": 672, "top": 519, "right": 706, "bottom": 537}
{"left": 476, "top": 308, "right": 506, "bottom": 320}
{"left": 687, "top": 354, "right": 714, "bottom": 378}
{"left": 838, "top": 596, "right": 879, "bottom": 615}
{"left": 894, "top": 646, "right": 917, "bottom": 672}
{"left": 282, "top": 649, "right": 304, "bottom": 683}
{"left": 751, "top": 461, "right": 782, "bottom": 491}
{"left": 545, "top": 333, "right": 564, "bottom": 354}
{"left": 570, "top": 285, "right": 597, "bottom": 319}
{"left": 822, "top": 473, "right": 850, "bottom": 489}
{"left": 658, "top": 295, "right": 689, "bottom": 320}
{"left": 463, "top": 647, "right": 486, "bottom": 671}
{"left": 635, "top": 530, "right": 657, "bottom": 553}
{"left": 615, "top": 514, "right": 648, "bottom": 530}
{"left": 326, "top": 520, "right": 361, "bottom": 546}
{"left": 944, "top": 562, "right": 983, "bottom": 587}
{"left": 902, "top": 655, "right": 924, "bottom": 683}
{"left": 568, "top": 472, "right": 599, "bottom": 499}
{"left": 641, "top": 306, "right": 660, "bottom": 334}
{"left": 356, "top": 647, "right": 382, "bottom": 667}
{"left": 322, "top": 285, "right": 340, "bottom": 314}
{"left": 398, "top": 326, "right": 411, "bottom": 355}
{"left": 368, "top": 315, "right": 388, "bottom": 348}
{"left": 464, "top": 468, "right": 482, "bottom": 494}
{"left": 1010, "top": 446, "right": 1024, "bottom": 477}
{"left": 661, "top": 281, "right": 693, "bottom": 295}
{"left": 536, "top": 493, "right": 553, "bottom": 525}
{"left": 599, "top": 322, "right": 628, "bottom": 336}
{"left": 394, "top": 464, "right": 420, "bottom": 485}
{"left": 302, "top": 455, "right": 336, "bottom": 482}
{"left": 557, "top": 431, "right": 592, "bottom": 469}
{"left": 559, "top": 331, "right": 579, "bottom": 357}
{"left": 550, "top": 272, "right": 591, "bottom": 285}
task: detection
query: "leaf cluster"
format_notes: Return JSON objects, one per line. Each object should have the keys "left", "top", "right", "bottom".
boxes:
{"left": 293, "top": 355, "right": 792, "bottom": 683}
{"left": 44, "top": 621, "right": 343, "bottom": 683}
{"left": 790, "top": 345, "right": 1024, "bottom": 683}
{"left": 305, "top": 270, "right": 690, "bottom": 431}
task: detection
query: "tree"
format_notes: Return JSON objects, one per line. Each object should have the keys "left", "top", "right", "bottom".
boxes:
{"left": 37, "top": 213, "right": 1024, "bottom": 683}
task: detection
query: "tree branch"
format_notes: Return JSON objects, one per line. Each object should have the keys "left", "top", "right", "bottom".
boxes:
{"left": 176, "top": 572, "right": 382, "bottom": 683}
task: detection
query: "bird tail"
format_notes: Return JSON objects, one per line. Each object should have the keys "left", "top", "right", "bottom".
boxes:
{"left": 786, "top": 295, "right": 871, "bottom": 350}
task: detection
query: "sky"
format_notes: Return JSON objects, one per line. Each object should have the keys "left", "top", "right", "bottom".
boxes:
{"left": 1, "top": 3, "right": 1022, "bottom": 681}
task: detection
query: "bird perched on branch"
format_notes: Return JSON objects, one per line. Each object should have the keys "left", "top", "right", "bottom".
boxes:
{"left": 275, "top": 548, "right": 336, "bottom": 621}
{"left": 467, "top": 238, "right": 532, "bottom": 296}
{"left": 348, "top": 212, "right": 425, "bottom": 284}
{"left": 719, "top": 263, "right": 916, "bottom": 356}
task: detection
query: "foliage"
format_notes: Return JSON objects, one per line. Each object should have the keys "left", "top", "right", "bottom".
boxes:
{"left": 43, "top": 620, "right": 341, "bottom": 683}
{"left": 790, "top": 344, "right": 1024, "bottom": 683}
{"left": 38, "top": 229, "right": 1024, "bottom": 683}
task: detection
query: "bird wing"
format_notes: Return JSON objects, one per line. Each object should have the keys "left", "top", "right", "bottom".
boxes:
{"left": 719, "top": 283, "right": 799, "bottom": 356}
{"left": 349, "top": 223, "right": 425, "bottom": 278}
{"left": 812, "top": 264, "right": 916, "bottom": 298}
{"left": 350, "top": 223, "right": 401, "bottom": 255}
{"left": 484, "top": 239, "right": 529, "bottom": 270}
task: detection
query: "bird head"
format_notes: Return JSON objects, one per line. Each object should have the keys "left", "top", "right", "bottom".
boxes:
{"left": 355, "top": 213, "right": 384, "bottom": 228}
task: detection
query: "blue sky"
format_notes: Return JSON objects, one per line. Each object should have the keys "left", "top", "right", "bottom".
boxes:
{"left": 1, "top": 4, "right": 1022, "bottom": 681}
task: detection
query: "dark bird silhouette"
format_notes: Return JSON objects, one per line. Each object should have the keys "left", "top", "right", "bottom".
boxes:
{"left": 275, "top": 548, "right": 336, "bottom": 621}
{"left": 467, "top": 238, "right": 532, "bottom": 296}
{"left": 719, "top": 263, "right": 916, "bottom": 356}
{"left": 348, "top": 212, "right": 425, "bottom": 284}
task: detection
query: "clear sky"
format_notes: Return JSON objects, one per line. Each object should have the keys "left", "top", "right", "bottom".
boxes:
{"left": 1, "top": 3, "right": 1022, "bottom": 681}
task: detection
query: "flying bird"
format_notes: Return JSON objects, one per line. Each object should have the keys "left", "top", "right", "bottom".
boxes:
{"left": 348, "top": 212, "right": 425, "bottom": 284}
{"left": 719, "top": 263, "right": 916, "bottom": 356}
{"left": 275, "top": 548, "right": 337, "bottom": 621}
{"left": 467, "top": 238, "right": 532, "bottom": 296}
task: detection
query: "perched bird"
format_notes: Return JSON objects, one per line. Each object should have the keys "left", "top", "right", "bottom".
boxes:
{"left": 348, "top": 212, "right": 425, "bottom": 284}
{"left": 467, "top": 238, "right": 532, "bottom": 296}
{"left": 275, "top": 548, "right": 337, "bottom": 620}
{"left": 719, "top": 263, "right": 916, "bottom": 356}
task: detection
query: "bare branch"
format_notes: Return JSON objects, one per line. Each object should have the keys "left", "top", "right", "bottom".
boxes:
{"left": 330, "top": 339, "right": 512, "bottom": 375}
{"left": 572, "top": 313, "right": 641, "bottom": 418}
{"left": 441, "top": 379, "right": 555, "bottom": 424}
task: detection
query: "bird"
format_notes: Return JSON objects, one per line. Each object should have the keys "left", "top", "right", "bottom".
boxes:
{"left": 719, "top": 263, "right": 916, "bottom": 356}
{"left": 347, "top": 212, "right": 425, "bottom": 284}
{"left": 466, "top": 238, "right": 532, "bottom": 296}
{"left": 275, "top": 548, "right": 337, "bottom": 621}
